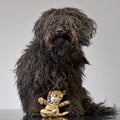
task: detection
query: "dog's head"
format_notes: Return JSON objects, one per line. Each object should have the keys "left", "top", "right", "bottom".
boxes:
{"left": 33, "top": 8, "right": 96, "bottom": 57}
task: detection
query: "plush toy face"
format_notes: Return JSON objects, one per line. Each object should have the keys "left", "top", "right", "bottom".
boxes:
{"left": 47, "top": 90, "right": 67, "bottom": 105}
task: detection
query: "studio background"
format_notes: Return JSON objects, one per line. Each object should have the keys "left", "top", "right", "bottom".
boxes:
{"left": 0, "top": 0, "right": 120, "bottom": 109}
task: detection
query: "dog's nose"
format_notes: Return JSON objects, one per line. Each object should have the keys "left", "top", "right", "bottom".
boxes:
{"left": 55, "top": 26, "right": 64, "bottom": 35}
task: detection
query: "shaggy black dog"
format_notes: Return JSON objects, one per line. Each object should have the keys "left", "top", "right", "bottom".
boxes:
{"left": 15, "top": 7, "right": 115, "bottom": 117}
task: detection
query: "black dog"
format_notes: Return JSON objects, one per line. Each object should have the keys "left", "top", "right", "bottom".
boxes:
{"left": 15, "top": 7, "right": 115, "bottom": 117}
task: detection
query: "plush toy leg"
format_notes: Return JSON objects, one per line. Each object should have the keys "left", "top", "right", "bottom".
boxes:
{"left": 58, "top": 111, "right": 69, "bottom": 117}
{"left": 40, "top": 109, "right": 55, "bottom": 117}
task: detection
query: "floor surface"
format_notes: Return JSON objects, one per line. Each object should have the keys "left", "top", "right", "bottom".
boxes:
{"left": 0, "top": 110, "right": 119, "bottom": 120}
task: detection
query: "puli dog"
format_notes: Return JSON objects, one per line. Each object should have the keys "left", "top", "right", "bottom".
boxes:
{"left": 15, "top": 7, "right": 115, "bottom": 117}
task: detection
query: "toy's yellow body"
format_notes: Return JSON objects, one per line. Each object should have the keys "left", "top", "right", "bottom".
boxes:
{"left": 38, "top": 90, "right": 70, "bottom": 117}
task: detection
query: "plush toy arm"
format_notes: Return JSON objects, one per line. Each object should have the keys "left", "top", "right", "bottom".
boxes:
{"left": 38, "top": 97, "right": 47, "bottom": 105}
{"left": 59, "top": 100, "right": 70, "bottom": 107}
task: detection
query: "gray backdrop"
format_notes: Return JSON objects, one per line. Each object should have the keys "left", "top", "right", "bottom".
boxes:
{"left": 0, "top": 0, "right": 120, "bottom": 109}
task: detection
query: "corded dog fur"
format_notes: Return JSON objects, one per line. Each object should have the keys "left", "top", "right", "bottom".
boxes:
{"left": 15, "top": 7, "right": 116, "bottom": 117}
